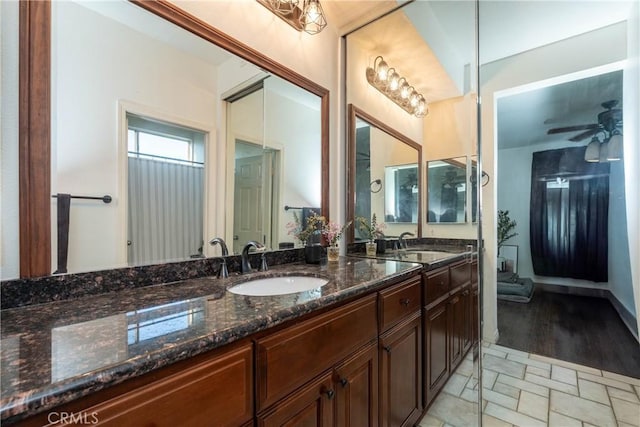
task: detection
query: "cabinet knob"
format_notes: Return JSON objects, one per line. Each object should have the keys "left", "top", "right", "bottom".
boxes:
{"left": 339, "top": 378, "right": 348, "bottom": 387}
{"left": 383, "top": 345, "right": 392, "bottom": 354}
{"left": 325, "top": 389, "right": 335, "bottom": 400}
{"left": 400, "top": 298, "right": 411, "bottom": 306}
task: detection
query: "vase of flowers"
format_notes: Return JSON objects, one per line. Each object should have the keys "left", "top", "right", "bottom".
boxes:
{"left": 321, "top": 219, "right": 352, "bottom": 262}
{"left": 286, "top": 212, "right": 351, "bottom": 264}
{"left": 287, "top": 211, "right": 325, "bottom": 263}
{"left": 356, "top": 214, "right": 386, "bottom": 257}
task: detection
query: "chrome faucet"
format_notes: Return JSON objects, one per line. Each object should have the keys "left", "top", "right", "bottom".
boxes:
{"left": 241, "top": 241, "right": 264, "bottom": 273}
{"left": 209, "top": 237, "right": 229, "bottom": 256}
{"left": 209, "top": 237, "right": 229, "bottom": 278}
{"left": 398, "top": 232, "right": 415, "bottom": 249}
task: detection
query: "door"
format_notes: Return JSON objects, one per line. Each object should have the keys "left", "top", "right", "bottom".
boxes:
{"left": 379, "top": 312, "right": 422, "bottom": 427}
{"left": 257, "top": 371, "right": 335, "bottom": 427}
{"left": 448, "top": 290, "right": 464, "bottom": 371}
{"left": 234, "top": 155, "right": 265, "bottom": 253}
{"left": 335, "top": 341, "right": 378, "bottom": 427}
{"left": 424, "top": 301, "right": 448, "bottom": 407}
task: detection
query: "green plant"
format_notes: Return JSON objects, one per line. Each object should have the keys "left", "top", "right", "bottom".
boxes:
{"left": 497, "top": 210, "right": 518, "bottom": 248}
{"left": 287, "top": 211, "right": 325, "bottom": 244}
{"left": 356, "top": 213, "right": 386, "bottom": 241}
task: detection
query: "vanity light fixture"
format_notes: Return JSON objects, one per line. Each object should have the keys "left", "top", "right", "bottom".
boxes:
{"left": 257, "top": 0, "right": 327, "bottom": 35}
{"left": 366, "top": 56, "right": 428, "bottom": 118}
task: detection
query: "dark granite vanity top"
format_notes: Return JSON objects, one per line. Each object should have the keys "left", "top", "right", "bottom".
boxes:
{"left": 352, "top": 244, "right": 476, "bottom": 270}
{"left": 0, "top": 257, "right": 421, "bottom": 424}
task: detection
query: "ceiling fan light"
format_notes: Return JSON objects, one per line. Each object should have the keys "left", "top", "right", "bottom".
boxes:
{"left": 584, "top": 138, "right": 600, "bottom": 162}
{"left": 598, "top": 141, "right": 609, "bottom": 162}
{"left": 606, "top": 133, "right": 623, "bottom": 161}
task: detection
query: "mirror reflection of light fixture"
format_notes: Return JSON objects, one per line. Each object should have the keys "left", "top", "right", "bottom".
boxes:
{"left": 584, "top": 136, "right": 601, "bottom": 162}
{"left": 606, "top": 130, "right": 623, "bottom": 161}
{"left": 366, "top": 56, "right": 428, "bottom": 118}
{"left": 583, "top": 128, "right": 622, "bottom": 163}
{"left": 257, "top": 0, "right": 327, "bottom": 35}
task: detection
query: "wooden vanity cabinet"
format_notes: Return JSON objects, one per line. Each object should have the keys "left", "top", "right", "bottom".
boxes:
{"left": 423, "top": 259, "right": 474, "bottom": 409}
{"left": 255, "top": 294, "right": 379, "bottom": 426}
{"left": 16, "top": 342, "right": 254, "bottom": 427}
{"left": 378, "top": 276, "right": 423, "bottom": 427}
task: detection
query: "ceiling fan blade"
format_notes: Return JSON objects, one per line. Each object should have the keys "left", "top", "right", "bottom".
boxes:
{"left": 547, "top": 124, "right": 599, "bottom": 135}
{"left": 569, "top": 128, "right": 599, "bottom": 142}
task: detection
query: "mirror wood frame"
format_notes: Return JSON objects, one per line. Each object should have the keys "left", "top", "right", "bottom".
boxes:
{"left": 346, "top": 104, "right": 423, "bottom": 243}
{"left": 18, "top": 0, "right": 330, "bottom": 278}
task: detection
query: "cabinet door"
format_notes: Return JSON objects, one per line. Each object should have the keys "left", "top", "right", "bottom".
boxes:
{"left": 256, "top": 294, "right": 377, "bottom": 410}
{"left": 67, "top": 344, "right": 253, "bottom": 427}
{"left": 379, "top": 312, "right": 422, "bottom": 427}
{"left": 257, "top": 371, "right": 335, "bottom": 427}
{"left": 424, "top": 301, "right": 448, "bottom": 407}
{"left": 448, "top": 290, "right": 464, "bottom": 370}
{"left": 334, "top": 341, "right": 378, "bottom": 427}
{"left": 461, "top": 286, "right": 472, "bottom": 354}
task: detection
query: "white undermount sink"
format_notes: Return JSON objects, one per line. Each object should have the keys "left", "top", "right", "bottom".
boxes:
{"left": 228, "top": 276, "right": 329, "bottom": 296}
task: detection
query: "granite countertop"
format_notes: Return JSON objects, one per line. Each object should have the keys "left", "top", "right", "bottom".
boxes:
{"left": 0, "top": 257, "right": 421, "bottom": 424}
{"left": 352, "top": 245, "right": 476, "bottom": 270}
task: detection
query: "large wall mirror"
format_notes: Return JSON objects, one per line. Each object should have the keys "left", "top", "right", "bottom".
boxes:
{"left": 347, "top": 105, "right": 422, "bottom": 242}
{"left": 18, "top": 0, "right": 329, "bottom": 277}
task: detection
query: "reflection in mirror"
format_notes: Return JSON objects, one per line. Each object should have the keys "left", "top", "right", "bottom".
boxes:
{"left": 349, "top": 106, "right": 422, "bottom": 242}
{"left": 49, "top": 0, "right": 324, "bottom": 272}
{"left": 226, "top": 75, "right": 321, "bottom": 253}
{"left": 384, "top": 163, "right": 418, "bottom": 223}
{"left": 427, "top": 157, "right": 467, "bottom": 223}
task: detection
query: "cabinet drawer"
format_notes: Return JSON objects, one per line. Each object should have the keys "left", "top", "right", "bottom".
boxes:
{"left": 424, "top": 267, "right": 450, "bottom": 306}
{"left": 52, "top": 344, "right": 254, "bottom": 427}
{"left": 256, "top": 294, "right": 378, "bottom": 410}
{"left": 450, "top": 261, "right": 471, "bottom": 290}
{"left": 379, "top": 276, "right": 421, "bottom": 332}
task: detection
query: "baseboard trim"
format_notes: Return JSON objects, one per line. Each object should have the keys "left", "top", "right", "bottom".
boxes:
{"left": 607, "top": 293, "right": 639, "bottom": 342}
{"left": 534, "top": 283, "right": 638, "bottom": 342}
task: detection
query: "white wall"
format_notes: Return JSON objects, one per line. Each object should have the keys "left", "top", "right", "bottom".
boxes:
{"left": 0, "top": 0, "right": 19, "bottom": 280}
{"left": 53, "top": 1, "right": 219, "bottom": 273}
{"left": 623, "top": 1, "right": 640, "bottom": 337}
{"left": 480, "top": 21, "right": 628, "bottom": 342}
{"left": 497, "top": 141, "right": 635, "bottom": 320}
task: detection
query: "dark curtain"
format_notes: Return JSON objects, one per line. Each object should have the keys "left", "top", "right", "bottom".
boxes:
{"left": 530, "top": 147, "right": 610, "bottom": 282}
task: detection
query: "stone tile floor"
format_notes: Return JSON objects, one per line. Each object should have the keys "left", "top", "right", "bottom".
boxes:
{"left": 421, "top": 343, "right": 640, "bottom": 427}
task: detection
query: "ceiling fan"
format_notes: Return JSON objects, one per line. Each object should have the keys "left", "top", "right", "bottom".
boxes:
{"left": 547, "top": 100, "right": 623, "bottom": 142}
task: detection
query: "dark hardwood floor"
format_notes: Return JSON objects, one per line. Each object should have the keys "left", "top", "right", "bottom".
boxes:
{"left": 497, "top": 290, "right": 640, "bottom": 378}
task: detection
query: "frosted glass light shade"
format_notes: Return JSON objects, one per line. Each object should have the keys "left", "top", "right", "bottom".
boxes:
{"left": 606, "top": 133, "right": 623, "bottom": 161}
{"left": 584, "top": 138, "right": 600, "bottom": 162}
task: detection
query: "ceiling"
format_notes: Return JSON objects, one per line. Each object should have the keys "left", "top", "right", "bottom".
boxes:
{"left": 333, "top": 0, "right": 632, "bottom": 150}
{"left": 497, "top": 70, "right": 624, "bottom": 150}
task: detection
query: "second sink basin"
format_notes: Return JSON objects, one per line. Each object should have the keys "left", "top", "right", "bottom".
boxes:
{"left": 228, "top": 276, "right": 329, "bottom": 296}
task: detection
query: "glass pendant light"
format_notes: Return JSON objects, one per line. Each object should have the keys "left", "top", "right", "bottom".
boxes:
{"left": 584, "top": 136, "right": 600, "bottom": 162}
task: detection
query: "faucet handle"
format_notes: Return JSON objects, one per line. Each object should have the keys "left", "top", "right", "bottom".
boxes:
{"left": 260, "top": 253, "right": 268, "bottom": 271}
{"left": 217, "top": 257, "right": 229, "bottom": 278}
